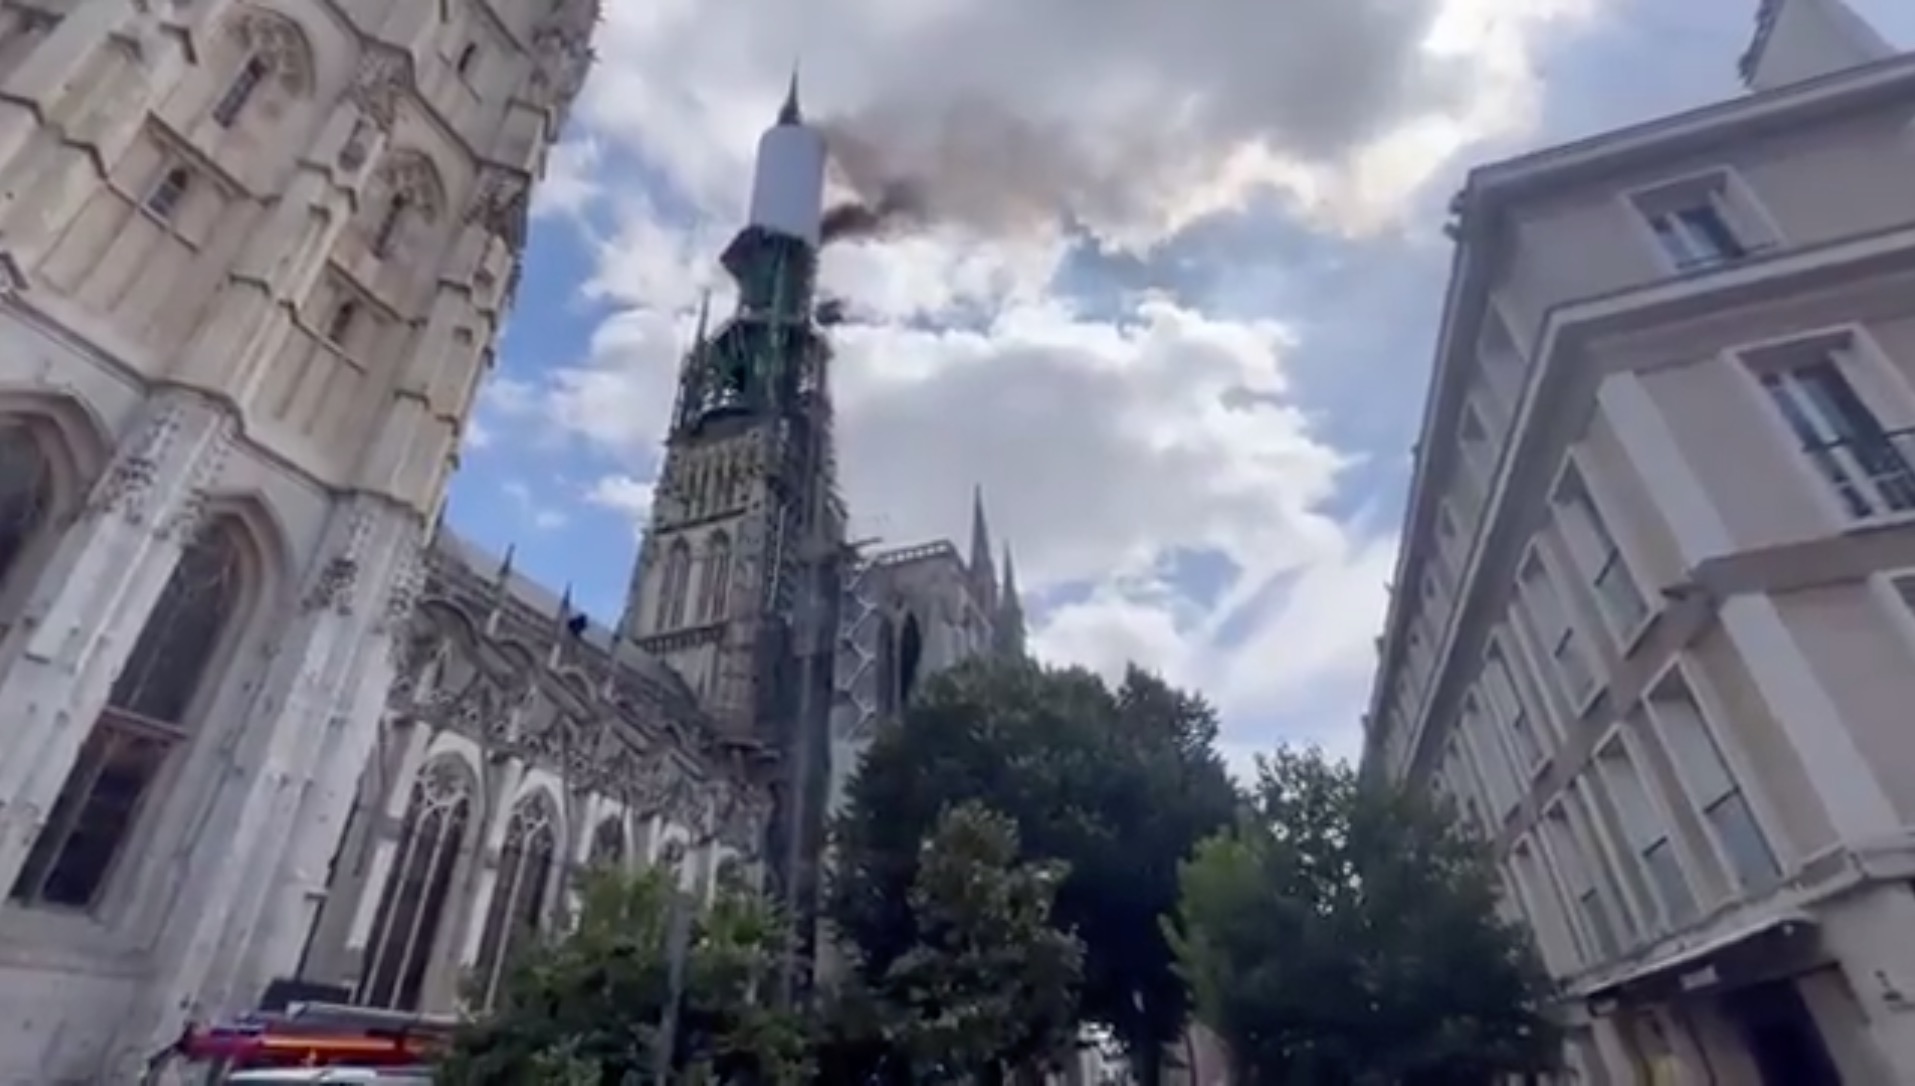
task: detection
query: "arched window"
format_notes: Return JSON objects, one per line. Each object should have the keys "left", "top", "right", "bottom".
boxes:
{"left": 12, "top": 517, "right": 249, "bottom": 908}
{"left": 144, "top": 167, "right": 192, "bottom": 221}
{"left": 357, "top": 757, "right": 474, "bottom": 1010}
{"left": 700, "top": 533, "right": 731, "bottom": 623}
{"left": 654, "top": 540, "right": 691, "bottom": 630}
{"left": 213, "top": 56, "right": 268, "bottom": 127}
{"left": 474, "top": 792, "right": 558, "bottom": 1008}
{"left": 588, "top": 817, "right": 626, "bottom": 869}
{"left": 0, "top": 423, "right": 53, "bottom": 595}
{"left": 371, "top": 193, "right": 410, "bottom": 257}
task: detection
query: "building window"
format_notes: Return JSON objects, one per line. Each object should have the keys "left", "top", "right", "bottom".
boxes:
{"left": 324, "top": 299, "right": 358, "bottom": 346}
{"left": 11, "top": 518, "right": 249, "bottom": 909}
{"left": 1756, "top": 348, "right": 1915, "bottom": 521}
{"left": 1631, "top": 172, "right": 1766, "bottom": 272}
{"left": 357, "top": 757, "right": 473, "bottom": 1010}
{"left": 372, "top": 193, "right": 410, "bottom": 257}
{"left": 144, "top": 166, "right": 192, "bottom": 221}
{"left": 1553, "top": 460, "right": 1649, "bottom": 638}
{"left": 1517, "top": 552, "right": 1596, "bottom": 706}
{"left": 1462, "top": 695, "right": 1522, "bottom": 814}
{"left": 1542, "top": 804, "right": 1620, "bottom": 962}
{"left": 1482, "top": 642, "right": 1544, "bottom": 771}
{"left": 1595, "top": 735, "right": 1698, "bottom": 929}
{"left": 213, "top": 56, "right": 269, "bottom": 128}
{"left": 589, "top": 817, "right": 627, "bottom": 869}
{"left": 1510, "top": 841, "right": 1578, "bottom": 973}
{"left": 699, "top": 532, "right": 732, "bottom": 623}
{"left": 655, "top": 540, "right": 691, "bottom": 630}
{"left": 1646, "top": 670, "right": 1781, "bottom": 892}
{"left": 474, "top": 792, "right": 558, "bottom": 1009}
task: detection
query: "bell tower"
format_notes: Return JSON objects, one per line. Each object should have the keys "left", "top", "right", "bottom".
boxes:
{"left": 618, "top": 74, "right": 844, "bottom": 975}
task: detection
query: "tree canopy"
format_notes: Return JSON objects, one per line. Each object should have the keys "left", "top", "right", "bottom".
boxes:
{"left": 1167, "top": 746, "right": 1561, "bottom": 1085}
{"left": 439, "top": 865, "right": 809, "bottom": 1085}
{"left": 828, "top": 657, "right": 1238, "bottom": 1080}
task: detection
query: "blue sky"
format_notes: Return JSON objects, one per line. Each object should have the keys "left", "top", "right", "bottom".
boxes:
{"left": 448, "top": 0, "right": 1914, "bottom": 774}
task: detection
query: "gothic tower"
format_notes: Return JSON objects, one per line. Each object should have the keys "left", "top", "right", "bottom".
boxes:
{"left": 618, "top": 74, "right": 844, "bottom": 969}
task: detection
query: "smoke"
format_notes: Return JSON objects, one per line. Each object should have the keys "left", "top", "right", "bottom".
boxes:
{"left": 784, "top": 0, "right": 1574, "bottom": 245}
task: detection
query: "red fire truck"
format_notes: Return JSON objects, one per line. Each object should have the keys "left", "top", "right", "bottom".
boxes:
{"left": 140, "top": 1001, "right": 458, "bottom": 1084}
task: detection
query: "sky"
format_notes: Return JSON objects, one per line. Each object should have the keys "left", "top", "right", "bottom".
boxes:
{"left": 449, "top": 0, "right": 1915, "bottom": 778}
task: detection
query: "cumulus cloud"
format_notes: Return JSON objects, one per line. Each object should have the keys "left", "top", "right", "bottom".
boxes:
{"left": 495, "top": 0, "right": 1618, "bottom": 761}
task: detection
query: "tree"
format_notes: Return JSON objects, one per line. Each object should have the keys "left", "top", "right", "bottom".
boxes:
{"left": 439, "top": 865, "right": 809, "bottom": 1085}
{"left": 1167, "top": 746, "right": 1561, "bottom": 1085}
{"left": 881, "top": 802, "right": 1084, "bottom": 1081}
{"left": 829, "top": 658, "right": 1238, "bottom": 1082}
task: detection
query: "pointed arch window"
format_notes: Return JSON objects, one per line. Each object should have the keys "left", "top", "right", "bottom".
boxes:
{"left": 475, "top": 793, "right": 558, "bottom": 1008}
{"left": 13, "top": 517, "right": 249, "bottom": 908}
{"left": 700, "top": 533, "right": 732, "bottom": 623}
{"left": 655, "top": 540, "right": 692, "bottom": 631}
{"left": 357, "top": 757, "right": 474, "bottom": 1010}
{"left": 213, "top": 56, "right": 269, "bottom": 127}
{"left": 588, "top": 817, "right": 626, "bottom": 870}
{"left": 0, "top": 423, "right": 54, "bottom": 600}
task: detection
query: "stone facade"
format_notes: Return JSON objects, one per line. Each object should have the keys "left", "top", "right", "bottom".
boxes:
{"left": 0, "top": 2, "right": 1026, "bottom": 1081}
{"left": 0, "top": 0, "right": 604, "bottom": 1079}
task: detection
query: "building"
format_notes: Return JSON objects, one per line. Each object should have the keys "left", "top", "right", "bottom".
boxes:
{"left": 0, "top": 3, "right": 1021, "bottom": 1083}
{"left": 1363, "top": 0, "right": 1915, "bottom": 1082}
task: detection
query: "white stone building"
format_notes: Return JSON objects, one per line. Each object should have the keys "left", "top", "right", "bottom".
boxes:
{"left": 1364, "top": 1, "right": 1915, "bottom": 1083}
{"left": 0, "top": 3, "right": 1025, "bottom": 1080}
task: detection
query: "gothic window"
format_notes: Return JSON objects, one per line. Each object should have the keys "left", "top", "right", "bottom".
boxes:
{"left": 700, "top": 533, "right": 731, "bottom": 623}
{"left": 324, "top": 300, "right": 359, "bottom": 346}
{"left": 588, "top": 817, "right": 626, "bottom": 869}
{"left": 372, "top": 194, "right": 410, "bottom": 257}
{"left": 0, "top": 423, "right": 53, "bottom": 600}
{"left": 362, "top": 153, "right": 445, "bottom": 263}
{"left": 655, "top": 541, "right": 691, "bottom": 630}
{"left": 144, "top": 167, "right": 192, "bottom": 221}
{"left": 212, "top": 56, "right": 267, "bottom": 127}
{"left": 12, "top": 517, "right": 249, "bottom": 909}
{"left": 475, "top": 792, "right": 558, "bottom": 1008}
{"left": 356, "top": 757, "right": 474, "bottom": 1010}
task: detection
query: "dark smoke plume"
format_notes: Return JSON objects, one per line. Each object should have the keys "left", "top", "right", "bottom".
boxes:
{"left": 821, "top": 180, "right": 928, "bottom": 244}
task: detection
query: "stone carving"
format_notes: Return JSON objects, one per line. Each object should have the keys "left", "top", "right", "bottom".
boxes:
{"left": 337, "top": 119, "right": 375, "bottom": 173}
{"left": 346, "top": 46, "right": 409, "bottom": 132}
{"left": 464, "top": 167, "right": 529, "bottom": 251}
{"left": 233, "top": 8, "right": 313, "bottom": 94}
{"left": 303, "top": 556, "right": 359, "bottom": 614}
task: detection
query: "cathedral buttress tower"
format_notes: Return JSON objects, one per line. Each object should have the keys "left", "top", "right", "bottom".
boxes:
{"left": 618, "top": 75, "right": 844, "bottom": 960}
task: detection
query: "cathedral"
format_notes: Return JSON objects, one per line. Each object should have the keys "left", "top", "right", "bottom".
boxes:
{"left": 0, "top": 2, "right": 1021, "bottom": 1082}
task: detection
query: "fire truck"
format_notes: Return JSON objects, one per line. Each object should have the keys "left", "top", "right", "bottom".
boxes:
{"left": 139, "top": 1000, "right": 457, "bottom": 1084}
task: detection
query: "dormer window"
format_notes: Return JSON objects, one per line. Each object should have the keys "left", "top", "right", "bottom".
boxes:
{"left": 144, "top": 167, "right": 192, "bottom": 221}
{"left": 213, "top": 56, "right": 268, "bottom": 128}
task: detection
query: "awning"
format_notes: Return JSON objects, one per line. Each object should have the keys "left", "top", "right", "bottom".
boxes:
{"left": 1581, "top": 910, "right": 1817, "bottom": 1005}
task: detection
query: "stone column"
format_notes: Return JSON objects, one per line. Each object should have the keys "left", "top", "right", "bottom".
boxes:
{"left": 0, "top": 390, "right": 232, "bottom": 890}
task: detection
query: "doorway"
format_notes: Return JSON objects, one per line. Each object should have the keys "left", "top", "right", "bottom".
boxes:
{"left": 1720, "top": 978, "right": 1843, "bottom": 1086}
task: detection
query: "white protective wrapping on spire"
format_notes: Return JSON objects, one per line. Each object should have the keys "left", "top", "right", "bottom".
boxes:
{"left": 745, "top": 104, "right": 827, "bottom": 247}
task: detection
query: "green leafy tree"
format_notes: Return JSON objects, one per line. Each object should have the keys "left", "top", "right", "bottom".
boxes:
{"left": 829, "top": 658, "right": 1237, "bottom": 1082}
{"left": 883, "top": 802, "right": 1084, "bottom": 1082}
{"left": 439, "top": 865, "right": 809, "bottom": 1085}
{"left": 1168, "top": 746, "right": 1561, "bottom": 1085}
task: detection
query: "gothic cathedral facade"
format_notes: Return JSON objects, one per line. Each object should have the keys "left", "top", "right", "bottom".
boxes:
{"left": 0, "top": 3, "right": 1021, "bottom": 1082}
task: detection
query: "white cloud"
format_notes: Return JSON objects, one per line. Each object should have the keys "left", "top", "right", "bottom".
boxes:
{"left": 508, "top": 0, "right": 1613, "bottom": 762}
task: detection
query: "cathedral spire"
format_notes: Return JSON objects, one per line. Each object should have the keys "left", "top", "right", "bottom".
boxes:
{"left": 997, "top": 541, "right": 1027, "bottom": 659}
{"left": 778, "top": 64, "right": 803, "bottom": 126}
{"left": 968, "top": 486, "right": 997, "bottom": 611}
